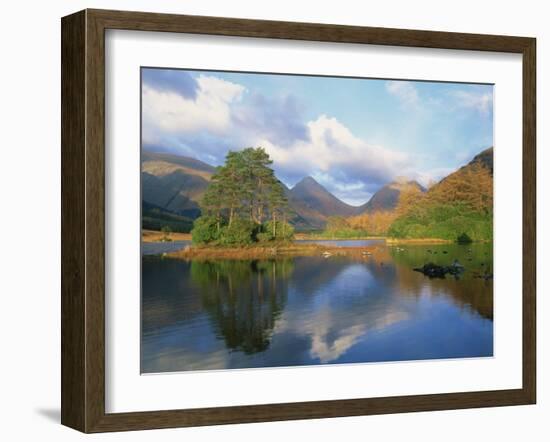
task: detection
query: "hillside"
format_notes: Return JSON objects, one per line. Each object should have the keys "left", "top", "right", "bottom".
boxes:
{"left": 283, "top": 185, "right": 326, "bottom": 230}
{"left": 388, "top": 147, "right": 493, "bottom": 241}
{"left": 290, "top": 177, "right": 358, "bottom": 217}
{"left": 142, "top": 200, "right": 194, "bottom": 233}
{"left": 142, "top": 151, "right": 217, "bottom": 177}
{"left": 141, "top": 151, "right": 360, "bottom": 231}
{"left": 359, "top": 179, "right": 425, "bottom": 213}
{"left": 141, "top": 147, "right": 494, "bottom": 238}
{"left": 142, "top": 151, "right": 215, "bottom": 220}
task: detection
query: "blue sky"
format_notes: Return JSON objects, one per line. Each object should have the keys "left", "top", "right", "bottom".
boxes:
{"left": 141, "top": 67, "right": 493, "bottom": 206}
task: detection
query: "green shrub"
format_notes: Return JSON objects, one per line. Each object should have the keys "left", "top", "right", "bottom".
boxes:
{"left": 263, "top": 220, "right": 295, "bottom": 241}
{"left": 277, "top": 222, "right": 295, "bottom": 241}
{"left": 457, "top": 232, "right": 473, "bottom": 244}
{"left": 191, "top": 216, "right": 221, "bottom": 244}
{"left": 256, "top": 231, "right": 274, "bottom": 242}
{"left": 388, "top": 202, "right": 492, "bottom": 241}
{"left": 218, "top": 219, "right": 257, "bottom": 246}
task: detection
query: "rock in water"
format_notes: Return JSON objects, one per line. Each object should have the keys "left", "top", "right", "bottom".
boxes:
{"left": 413, "top": 262, "right": 465, "bottom": 279}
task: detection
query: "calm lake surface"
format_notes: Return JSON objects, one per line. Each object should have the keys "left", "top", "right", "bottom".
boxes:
{"left": 296, "top": 239, "right": 385, "bottom": 247}
{"left": 141, "top": 242, "right": 493, "bottom": 373}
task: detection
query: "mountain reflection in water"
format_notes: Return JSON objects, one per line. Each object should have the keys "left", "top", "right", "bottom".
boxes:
{"left": 141, "top": 243, "right": 493, "bottom": 373}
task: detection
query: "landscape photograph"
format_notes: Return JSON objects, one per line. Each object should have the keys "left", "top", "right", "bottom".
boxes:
{"left": 140, "top": 67, "right": 494, "bottom": 373}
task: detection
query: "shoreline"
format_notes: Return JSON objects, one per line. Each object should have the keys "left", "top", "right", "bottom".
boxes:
{"left": 143, "top": 229, "right": 453, "bottom": 245}
{"left": 166, "top": 243, "right": 381, "bottom": 261}
{"left": 142, "top": 230, "right": 192, "bottom": 243}
{"left": 385, "top": 238, "right": 453, "bottom": 245}
{"left": 142, "top": 230, "right": 482, "bottom": 260}
{"left": 294, "top": 233, "right": 385, "bottom": 241}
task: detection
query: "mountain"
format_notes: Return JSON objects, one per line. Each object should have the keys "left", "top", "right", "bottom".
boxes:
{"left": 388, "top": 147, "right": 493, "bottom": 241}
{"left": 359, "top": 179, "right": 425, "bottom": 213}
{"left": 469, "top": 147, "right": 493, "bottom": 174}
{"left": 141, "top": 151, "right": 215, "bottom": 219}
{"left": 141, "top": 152, "right": 359, "bottom": 230}
{"left": 141, "top": 147, "right": 494, "bottom": 238}
{"left": 281, "top": 183, "right": 325, "bottom": 230}
{"left": 142, "top": 151, "right": 216, "bottom": 177}
{"left": 290, "top": 177, "right": 360, "bottom": 217}
{"left": 427, "top": 147, "right": 493, "bottom": 209}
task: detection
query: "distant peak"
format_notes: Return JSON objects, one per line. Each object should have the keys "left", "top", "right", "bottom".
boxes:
{"left": 299, "top": 176, "right": 317, "bottom": 184}
{"left": 294, "top": 176, "right": 321, "bottom": 188}
{"left": 386, "top": 178, "right": 424, "bottom": 192}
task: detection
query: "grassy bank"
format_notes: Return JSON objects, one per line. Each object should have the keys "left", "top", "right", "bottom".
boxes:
{"left": 166, "top": 243, "right": 381, "bottom": 261}
{"left": 296, "top": 233, "right": 452, "bottom": 244}
{"left": 142, "top": 229, "right": 192, "bottom": 243}
{"left": 144, "top": 228, "right": 464, "bottom": 248}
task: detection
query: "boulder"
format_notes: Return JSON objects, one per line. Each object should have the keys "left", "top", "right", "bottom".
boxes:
{"left": 413, "top": 261, "right": 465, "bottom": 279}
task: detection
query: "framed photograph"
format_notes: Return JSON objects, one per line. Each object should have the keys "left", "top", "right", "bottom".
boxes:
{"left": 61, "top": 9, "right": 536, "bottom": 433}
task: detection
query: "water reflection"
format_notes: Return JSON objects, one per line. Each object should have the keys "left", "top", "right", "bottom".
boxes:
{"left": 141, "top": 243, "right": 493, "bottom": 373}
{"left": 191, "top": 260, "right": 292, "bottom": 354}
{"left": 295, "top": 239, "right": 385, "bottom": 247}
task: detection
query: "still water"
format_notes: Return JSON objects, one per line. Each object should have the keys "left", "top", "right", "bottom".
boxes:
{"left": 295, "top": 239, "right": 385, "bottom": 247}
{"left": 141, "top": 243, "right": 493, "bottom": 373}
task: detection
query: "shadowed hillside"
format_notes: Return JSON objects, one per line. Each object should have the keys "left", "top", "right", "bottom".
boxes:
{"left": 142, "top": 151, "right": 215, "bottom": 221}
{"left": 142, "top": 151, "right": 363, "bottom": 231}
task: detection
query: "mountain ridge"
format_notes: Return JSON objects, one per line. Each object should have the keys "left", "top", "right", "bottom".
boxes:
{"left": 388, "top": 147, "right": 493, "bottom": 240}
{"left": 358, "top": 179, "right": 426, "bottom": 214}
{"left": 289, "top": 176, "right": 360, "bottom": 215}
{"left": 141, "top": 147, "right": 492, "bottom": 233}
{"left": 141, "top": 150, "right": 363, "bottom": 230}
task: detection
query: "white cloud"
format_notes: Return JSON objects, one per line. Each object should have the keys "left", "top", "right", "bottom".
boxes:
{"left": 308, "top": 309, "right": 409, "bottom": 363}
{"left": 452, "top": 89, "right": 493, "bottom": 114}
{"left": 385, "top": 80, "right": 419, "bottom": 107}
{"left": 259, "top": 115, "right": 413, "bottom": 200}
{"left": 142, "top": 74, "right": 245, "bottom": 136}
{"left": 272, "top": 263, "right": 411, "bottom": 363}
{"left": 142, "top": 73, "right": 434, "bottom": 204}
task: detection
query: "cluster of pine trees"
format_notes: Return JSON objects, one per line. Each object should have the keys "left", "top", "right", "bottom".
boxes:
{"left": 192, "top": 147, "right": 294, "bottom": 245}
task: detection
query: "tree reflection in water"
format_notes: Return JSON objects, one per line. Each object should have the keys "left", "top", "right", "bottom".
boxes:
{"left": 190, "top": 259, "right": 293, "bottom": 354}
{"left": 141, "top": 242, "right": 493, "bottom": 373}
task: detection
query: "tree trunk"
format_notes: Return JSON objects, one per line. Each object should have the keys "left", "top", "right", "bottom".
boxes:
{"left": 228, "top": 207, "right": 234, "bottom": 227}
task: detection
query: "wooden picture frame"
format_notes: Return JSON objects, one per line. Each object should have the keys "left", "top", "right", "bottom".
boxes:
{"left": 61, "top": 8, "right": 536, "bottom": 433}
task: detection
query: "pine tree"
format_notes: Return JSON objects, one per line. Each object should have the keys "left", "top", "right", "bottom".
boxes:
{"left": 267, "top": 180, "right": 288, "bottom": 236}
{"left": 193, "top": 147, "right": 292, "bottom": 245}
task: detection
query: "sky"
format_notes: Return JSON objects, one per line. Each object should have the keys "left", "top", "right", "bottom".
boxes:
{"left": 141, "top": 67, "right": 493, "bottom": 206}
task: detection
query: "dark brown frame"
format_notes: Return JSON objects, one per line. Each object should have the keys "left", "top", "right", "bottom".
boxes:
{"left": 61, "top": 8, "right": 536, "bottom": 433}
